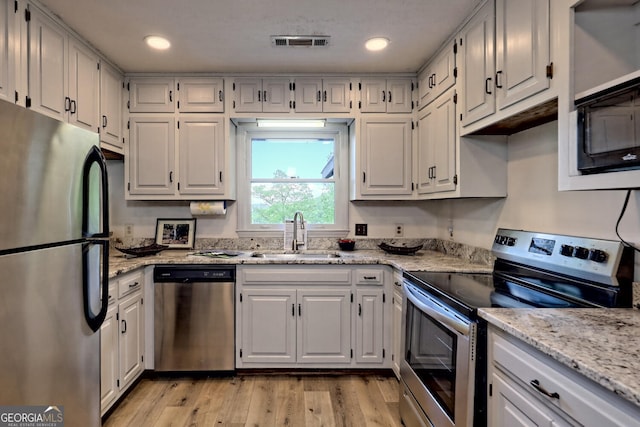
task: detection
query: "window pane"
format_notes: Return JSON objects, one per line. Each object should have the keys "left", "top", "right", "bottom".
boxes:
{"left": 251, "top": 182, "right": 335, "bottom": 224}
{"left": 252, "top": 138, "right": 335, "bottom": 179}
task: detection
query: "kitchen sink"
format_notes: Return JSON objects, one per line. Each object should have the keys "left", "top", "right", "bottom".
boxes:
{"left": 250, "top": 252, "right": 341, "bottom": 259}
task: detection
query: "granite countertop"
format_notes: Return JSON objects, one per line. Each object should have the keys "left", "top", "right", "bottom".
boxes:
{"left": 108, "top": 248, "right": 494, "bottom": 278}
{"left": 479, "top": 308, "right": 640, "bottom": 409}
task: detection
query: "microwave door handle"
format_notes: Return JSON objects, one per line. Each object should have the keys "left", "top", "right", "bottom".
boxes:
{"left": 82, "top": 145, "right": 110, "bottom": 238}
{"left": 403, "top": 281, "right": 471, "bottom": 335}
{"left": 83, "top": 239, "right": 109, "bottom": 333}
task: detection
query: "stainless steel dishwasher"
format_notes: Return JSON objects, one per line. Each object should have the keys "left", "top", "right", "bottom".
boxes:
{"left": 153, "top": 265, "right": 235, "bottom": 371}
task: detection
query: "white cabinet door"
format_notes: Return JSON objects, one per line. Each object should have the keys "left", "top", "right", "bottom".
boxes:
{"left": 355, "top": 288, "right": 384, "bottom": 364}
{"left": 359, "top": 118, "right": 413, "bottom": 197}
{"left": 178, "top": 115, "right": 225, "bottom": 195}
{"left": 240, "top": 289, "right": 296, "bottom": 364}
{"left": 28, "top": 7, "right": 67, "bottom": 121}
{"left": 495, "top": 0, "right": 550, "bottom": 110}
{"left": 323, "top": 78, "right": 351, "bottom": 112}
{"left": 233, "top": 77, "right": 262, "bottom": 113}
{"left": 0, "top": 0, "right": 16, "bottom": 103}
{"left": 178, "top": 77, "right": 224, "bottom": 113}
{"left": 360, "top": 78, "right": 387, "bottom": 112}
{"left": 128, "top": 116, "right": 176, "bottom": 196}
{"left": 419, "top": 43, "right": 457, "bottom": 111}
{"left": 387, "top": 79, "right": 413, "bottom": 113}
{"left": 118, "top": 292, "right": 144, "bottom": 391}
{"left": 128, "top": 77, "right": 175, "bottom": 113}
{"left": 432, "top": 89, "right": 457, "bottom": 193}
{"left": 460, "top": 0, "right": 495, "bottom": 127}
{"left": 100, "top": 303, "right": 118, "bottom": 415}
{"left": 262, "top": 78, "right": 290, "bottom": 113}
{"left": 297, "top": 289, "right": 351, "bottom": 364}
{"left": 68, "top": 37, "right": 99, "bottom": 132}
{"left": 99, "top": 61, "right": 123, "bottom": 151}
{"left": 417, "top": 104, "right": 436, "bottom": 194}
{"left": 233, "top": 77, "right": 290, "bottom": 112}
{"left": 294, "top": 78, "right": 322, "bottom": 113}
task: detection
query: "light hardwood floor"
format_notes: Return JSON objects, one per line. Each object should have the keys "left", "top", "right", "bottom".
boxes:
{"left": 103, "top": 373, "right": 402, "bottom": 427}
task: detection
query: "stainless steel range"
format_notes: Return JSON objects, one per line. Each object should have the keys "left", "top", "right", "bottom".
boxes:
{"left": 399, "top": 228, "right": 634, "bottom": 427}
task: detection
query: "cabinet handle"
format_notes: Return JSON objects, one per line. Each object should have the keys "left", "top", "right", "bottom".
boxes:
{"left": 298, "top": 304, "right": 301, "bottom": 316}
{"left": 382, "top": 90, "right": 386, "bottom": 102}
{"left": 102, "top": 115, "right": 107, "bottom": 128}
{"left": 263, "top": 90, "right": 267, "bottom": 102}
{"left": 129, "top": 281, "right": 139, "bottom": 288}
{"left": 169, "top": 90, "right": 173, "bottom": 102}
{"left": 358, "top": 303, "right": 362, "bottom": 316}
{"left": 495, "top": 71, "right": 503, "bottom": 89}
{"left": 64, "top": 96, "right": 71, "bottom": 112}
{"left": 362, "top": 171, "right": 366, "bottom": 183}
{"left": 394, "top": 281, "right": 401, "bottom": 287}
{"left": 432, "top": 165, "right": 436, "bottom": 179}
{"left": 432, "top": 73, "right": 436, "bottom": 87}
{"left": 323, "top": 90, "right": 327, "bottom": 102}
{"left": 258, "top": 90, "right": 261, "bottom": 102}
{"left": 529, "top": 379, "right": 560, "bottom": 400}
{"left": 388, "top": 91, "right": 391, "bottom": 103}
{"left": 292, "top": 304, "right": 295, "bottom": 316}
{"left": 219, "top": 171, "right": 223, "bottom": 183}
{"left": 169, "top": 171, "right": 173, "bottom": 183}
{"left": 219, "top": 90, "right": 223, "bottom": 102}
{"left": 317, "top": 91, "right": 321, "bottom": 102}
{"left": 121, "top": 319, "right": 127, "bottom": 334}
{"left": 363, "top": 276, "right": 376, "bottom": 280}
{"left": 485, "top": 77, "right": 492, "bottom": 95}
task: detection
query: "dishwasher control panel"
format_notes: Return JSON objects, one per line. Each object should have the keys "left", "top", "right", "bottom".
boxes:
{"left": 153, "top": 265, "right": 236, "bottom": 282}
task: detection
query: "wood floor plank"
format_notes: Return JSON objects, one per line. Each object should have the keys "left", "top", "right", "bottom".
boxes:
{"left": 187, "top": 377, "right": 231, "bottom": 426}
{"left": 153, "top": 406, "right": 192, "bottom": 427}
{"left": 273, "top": 376, "right": 306, "bottom": 426}
{"left": 375, "top": 375, "right": 400, "bottom": 403}
{"left": 304, "top": 390, "right": 336, "bottom": 427}
{"left": 352, "top": 376, "right": 398, "bottom": 427}
{"left": 244, "top": 376, "right": 278, "bottom": 426}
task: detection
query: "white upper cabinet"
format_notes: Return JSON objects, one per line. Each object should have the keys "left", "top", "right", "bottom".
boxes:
{"left": 418, "top": 41, "right": 457, "bottom": 110}
{"left": 128, "top": 77, "right": 175, "bottom": 113}
{"left": 99, "top": 61, "right": 124, "bottom": 153}
{"left": 459, "top": 0, "right": 496, "bottom": 127}
{"left": 177, "top": 77, "right": 224, "bottom": 113}
{"left": 355, "top": 117, "right": 413, "bottom": 199}
{"left": 293, "top": 77, "right": 351, "bottom": 113}
{"left": 27, "top": 7, "right": 100, "bottom": 132}
{"left": 360, "top": 78, "right": 413, "bottom": 113}
{"left": 0, "top": 0, "right": 17, "bottom": 104}
{"left": 495, "top": 0, "right": 550, "bottom": 111}
{"left": 233, "top": 77, "right": 290, "bottom": 113}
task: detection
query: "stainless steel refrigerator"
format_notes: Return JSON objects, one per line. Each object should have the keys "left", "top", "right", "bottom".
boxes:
{"left": 0, "top": 100, "right": 109, "bottom": 427}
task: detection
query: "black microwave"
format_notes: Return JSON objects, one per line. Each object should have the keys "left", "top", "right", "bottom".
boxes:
{"left": 576, "top": 77, "right": 640, "bottom": 174}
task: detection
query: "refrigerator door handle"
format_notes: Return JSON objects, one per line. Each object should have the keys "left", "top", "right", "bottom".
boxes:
{"left": 82, "top": 145, "right": 109, "bottom": 238}
{"left": 83, "top": 239, "right": 109, "bottom": 332}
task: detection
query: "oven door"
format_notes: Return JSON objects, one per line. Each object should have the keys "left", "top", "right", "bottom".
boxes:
{"left": 400, "top": 281, "right": 476, "bottom": 427}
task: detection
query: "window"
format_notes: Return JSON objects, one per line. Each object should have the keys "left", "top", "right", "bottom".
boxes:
{"left": 237, "top": 123, "right": 349, "bottom": 236}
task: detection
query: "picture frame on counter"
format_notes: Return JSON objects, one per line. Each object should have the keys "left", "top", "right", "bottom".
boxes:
{"left": 155, "top": 218, "right": 197, "bottom": 249}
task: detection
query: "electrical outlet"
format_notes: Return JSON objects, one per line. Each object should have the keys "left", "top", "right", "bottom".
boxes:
{"left": 124, "top": 224, "right": 134, "bottom": 238}
{"left": 355, "top": 223, "right": 368, "bottom": 236}
{"left": 395, "top": 224, "right": 404, "bottom": 237}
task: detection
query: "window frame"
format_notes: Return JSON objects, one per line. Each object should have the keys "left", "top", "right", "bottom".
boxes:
{"left": 236, "top": 122, "right": 349, "bottom": 237}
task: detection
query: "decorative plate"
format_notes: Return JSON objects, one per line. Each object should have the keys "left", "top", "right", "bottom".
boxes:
{"left": 378, "top": 242, "right": 423, "bottom": 255}
{"left": 115, "top": 243, "right": 169, "bottom": 257}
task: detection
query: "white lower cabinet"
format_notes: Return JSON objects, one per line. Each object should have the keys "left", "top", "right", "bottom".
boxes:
{"left": 488, "top": 327, "right": 640, "bottom": 427}
{"left": 236, "top": 265, "right": 390, "bottom": 369}
{"left": 100, "top": 269, "right": 145, "bottom": 415}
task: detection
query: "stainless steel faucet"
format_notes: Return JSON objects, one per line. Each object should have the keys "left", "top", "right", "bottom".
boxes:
{"left": 292, "top": 211, "right": 305, "bottom": 251}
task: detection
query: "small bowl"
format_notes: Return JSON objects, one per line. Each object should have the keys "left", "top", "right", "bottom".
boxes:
{"left": 338, "top": 239, "right": 356, "bottom": 251}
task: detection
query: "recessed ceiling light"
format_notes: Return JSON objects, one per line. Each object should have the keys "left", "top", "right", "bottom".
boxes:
{"left": 144, "top": 35, "right": 171, "bottom": 50}
{"left": 365, "top": 37, "right": 389, "bottom": 52}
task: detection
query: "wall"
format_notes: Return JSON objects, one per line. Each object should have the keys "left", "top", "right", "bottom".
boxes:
{"left": 107, "top": 161, "right": 437, "bottom": 240}
{"left": 426, "top": 121, "right": 640, "bottom": 273}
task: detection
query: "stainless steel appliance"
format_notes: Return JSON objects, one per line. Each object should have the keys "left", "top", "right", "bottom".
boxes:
{"left": 399, "top": 228, "right": 634, "bottom": 427}
{"left": 576, "top": 76, "right": 640, "bottom": 174}
{"left": 154, "top": 265, "right": 235, "bottom": 371}
{"left": 0, "top": 101, "right": 109, "bottom": 426}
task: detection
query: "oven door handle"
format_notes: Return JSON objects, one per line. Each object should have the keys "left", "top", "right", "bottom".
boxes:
{"left": 404, "top": 281, "right": 471, "bottom": 335}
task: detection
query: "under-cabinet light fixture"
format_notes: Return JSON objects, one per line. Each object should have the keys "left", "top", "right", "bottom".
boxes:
{"left": 256, "top": 119, "right": 326, "bottom": 128}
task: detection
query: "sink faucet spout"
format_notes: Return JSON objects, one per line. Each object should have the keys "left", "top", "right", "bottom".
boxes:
{"left": 292, "top": 211, "right": 305, "bottom": 251}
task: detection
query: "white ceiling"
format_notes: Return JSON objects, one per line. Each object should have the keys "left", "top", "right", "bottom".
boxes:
{"left": 36, "top": 0, "right": 481, "bottom": 74}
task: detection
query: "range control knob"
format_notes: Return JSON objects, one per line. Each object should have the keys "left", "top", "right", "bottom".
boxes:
{"left": 560, "top": 244, "right": 574, "bottom": 257}
{"left": 573, "top": 246, "right": 589, "bottom": 260}
{"left": 506, "top": 237, "right": 516, "bottom": 246}
{"left": 588, "top": 249, "right": 608, "bottom": 263}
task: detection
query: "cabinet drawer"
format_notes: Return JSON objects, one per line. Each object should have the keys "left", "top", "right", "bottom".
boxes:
{"left": 354, "top": 269, "right": 384, "bottom": 285}
{"left": 240, "top": 266, "right": 351, "bottom": 285}
{"left": 107, "top": 280, "right": 117, "bottom": 306}
{"left": 117, "top": 270, "right": 144, "bottom": 298}
{"left": 491, "top": 331, "right": 640, "bottom": 427}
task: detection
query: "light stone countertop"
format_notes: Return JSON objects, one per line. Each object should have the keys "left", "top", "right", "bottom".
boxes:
{"left": 108, "top": 248, "right": 494, "bottom": 278}
{"left": 479, "top": 308, "right": 640, "bottom": 409}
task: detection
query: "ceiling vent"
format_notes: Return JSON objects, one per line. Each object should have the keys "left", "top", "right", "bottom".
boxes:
{"left": 271, "top": 36, "right": 330, "bottom": 48}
